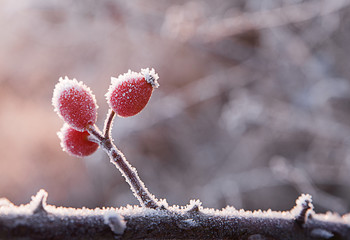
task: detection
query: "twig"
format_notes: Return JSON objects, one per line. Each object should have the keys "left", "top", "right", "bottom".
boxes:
{"left": 0, "top": 190, "right": 349, "bottom": 239}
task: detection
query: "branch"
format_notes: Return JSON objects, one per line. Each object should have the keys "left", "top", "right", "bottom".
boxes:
{"left": 0, "top": 190, "right": 349, "bottom": 239}
{"left": 87, "top": 116, "right": 161, "bottom": 209}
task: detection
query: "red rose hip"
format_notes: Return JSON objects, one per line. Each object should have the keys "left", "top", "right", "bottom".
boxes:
{"left": 52, "top": 77, "right": 98, "bottom": 131}
{"left": 58, "top": 124, "right": 99, "bottom": 157}
{"left": 106, "top": 68, "right": 159, "bottom": 117}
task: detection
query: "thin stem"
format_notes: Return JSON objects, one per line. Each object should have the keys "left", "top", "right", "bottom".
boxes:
{"left": 87, "top": 124, "right": 160, "bottom": 209}
{"left": 103, "top": 109, "right": 116, "bottom": 139}
{"left": 87, "top": 125, "right": 104, "bottom": 142}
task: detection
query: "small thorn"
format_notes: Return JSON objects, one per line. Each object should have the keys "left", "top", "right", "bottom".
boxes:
{"left": 293, "top": 194, "right": 313, "bottom": 227}
{"left": 186, "top": 199, "right": 202, "bottom": 213}
{"left": 30, "top": 189, "right": 48, "bottom": 215}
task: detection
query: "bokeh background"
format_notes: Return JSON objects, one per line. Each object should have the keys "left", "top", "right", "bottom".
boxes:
{"left": 0, "top": 0, "right": 350, "bottom": 215}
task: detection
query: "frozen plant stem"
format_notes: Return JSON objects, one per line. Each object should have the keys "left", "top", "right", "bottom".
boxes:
{"left": 103, "top": 109, "right": 115, "bottom": 139}
{"left": 88, "top": 110, "right": 160, "bottom": 209}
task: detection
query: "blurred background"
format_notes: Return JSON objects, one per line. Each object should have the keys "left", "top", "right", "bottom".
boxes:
{"left": 0, "top": 0, "right": 350, "bottom": 215}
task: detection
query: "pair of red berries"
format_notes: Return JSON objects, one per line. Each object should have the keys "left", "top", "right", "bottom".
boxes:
{"left": 52, "top": 68, "right": 159, "bottom": 157}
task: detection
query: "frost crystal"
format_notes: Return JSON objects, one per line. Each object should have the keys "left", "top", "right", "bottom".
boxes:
{"left": 185, "top": 199, "right": 202, "bottom": 212}
{"left": 291, "top": 194, "right": 313, "bottom": 216}
{"left": 0, "top": 198, "right": 13, "bottom": 207}
{"left": 141, "top": 68, "right": 160, "bottom": 88}
{"left": 291, "top": 193, "right": 314, "bottom": 225}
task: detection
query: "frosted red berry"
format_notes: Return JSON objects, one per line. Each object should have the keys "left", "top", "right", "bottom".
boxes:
{"left": 52, "top": 77, "right": 98, "bottom": 131}
{"left": 106, "top": 68, "right": 159, "bottom": 117}
{"left": 58, "top": 124, "right": 99, "bottom": 157}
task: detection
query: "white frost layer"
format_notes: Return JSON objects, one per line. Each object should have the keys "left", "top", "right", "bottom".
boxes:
{"left": 52, "top": 76, "right": 98, "bottom": 116}
{"left": 0, "top": 198, "right": 13, "bottom": 207}
{"left": 141, "top": 68, "right": 160, "bottom": 88}
{"left": 290, "top": 193, "right": 314, "bottom": 217}
{"left": 57, "top": 123, "right": 69, "bottom": 154}
{"left": 110, "top": 70, "right": 142, "bottom": 88}
{"left": 105, "top": 68, "right": 159, "bottom": 103}
{"left": 1, "top": 191, "right": 349, "bottom": 225}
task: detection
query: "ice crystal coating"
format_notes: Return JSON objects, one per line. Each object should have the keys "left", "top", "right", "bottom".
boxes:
{"left": 0, "top": 198, "right": 13, "bottom": 207}
{"left": 106, "top": 68, "right": 159, "bottom": 117}
{"left": 52, "top": 76, "right": 98, "bottom": 131}
{"left": 29, "top": 189, "right": 48, "bottom": 214}
{"left": 141, "top": 68, "right": 160, "bottom": 88}
{"left": 185, "top": 199, "right": 203, "bottom": 212}
{"left": 58, "top": 124, "right": 99, "bottom": 157}
{"left": 291, "top": 193, "right": 314, "bottom": 218}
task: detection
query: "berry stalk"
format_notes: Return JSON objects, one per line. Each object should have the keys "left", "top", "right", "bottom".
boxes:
{"left": 87, "top": 112, "right": 160, "bottom": 209}
{"left": 103, "top": 109, "right": 115, "bottom": 139}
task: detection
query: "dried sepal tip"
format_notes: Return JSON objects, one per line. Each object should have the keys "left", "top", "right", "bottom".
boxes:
{"left": 52, "top": 76, "right": 98, "bottom": 131}
{"left": 141, "top": 68, "right": 159, "bottom": 88}
{"left": 58, "top": 124, "right": 99, "bottom": 157}
{"left": 106, "top": 68, "right": 159, "bottom": 117}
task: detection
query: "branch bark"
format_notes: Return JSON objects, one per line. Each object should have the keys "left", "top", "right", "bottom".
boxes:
{"left": 0, "top": 190, "right": 349, "bottom": 240}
